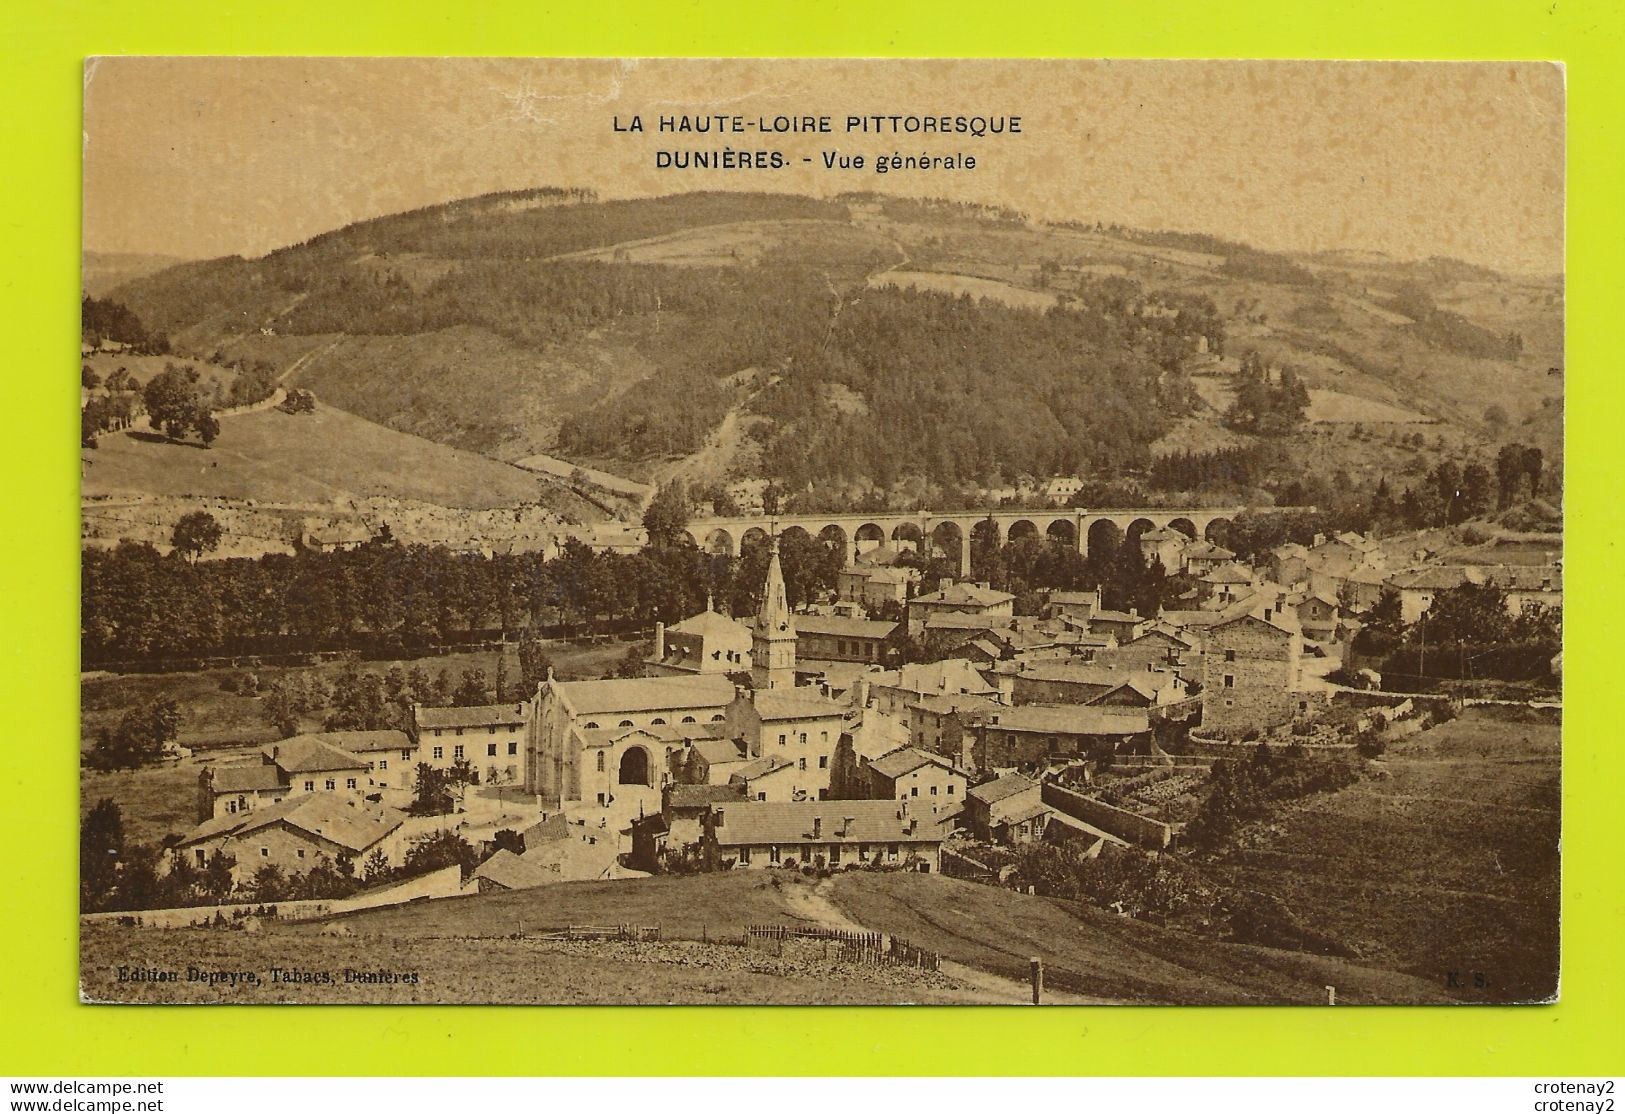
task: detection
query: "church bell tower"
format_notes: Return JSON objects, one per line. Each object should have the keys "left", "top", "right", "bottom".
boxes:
{"left": 752, "top": 532, "right": 797, "bottom": 689}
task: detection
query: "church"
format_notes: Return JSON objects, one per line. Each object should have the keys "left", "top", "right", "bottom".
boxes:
{"left": 524, "top": 534, "right": 849, "bottom": 810}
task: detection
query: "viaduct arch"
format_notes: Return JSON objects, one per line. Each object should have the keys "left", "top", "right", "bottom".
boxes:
{"left": 683, "top": 505, "right": 1263, "bottom": 575}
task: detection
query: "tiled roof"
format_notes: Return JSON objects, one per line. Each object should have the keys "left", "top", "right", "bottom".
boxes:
{"left": 968, "top": 773, "right": 1040, "bottom": 806}
{"left": 262, "top": 736, "right": 369, "bottom": 774}
{"left": 868, "top": 746, "right": 959, "bottom": 780}
{"left": 665, "top": 783, "right": 746, "bottom": 811}
{"left": 669, "top": 608, "right": 752, "bottom": 640}
{"left": 1202, "top": 562, "right": 1257, "bottom": 584}
{"left": 471, "top": 849, "right": 553, "bottom": 891}
{"left": 207, "top": 762, "right": 284, "bottom": 793}
{"left": 178, "top": 795, "right": 404, "bottom": 853}
{"left": 522, "top": 814, "right": 570, "bottom": 849}
{"left": 691, "top": 738, "right": 747, "bottom": 765}
{"left": 415, "top": 703, "right": 528, "bottom": 730}
{"left": 794, "top": 615, "right": 899, "bottom": 640}
{"left": 732, "top": 755, "right": 795, "bottom": 782}
{"left": 556, "top": 673, "right": 735, "bottom": 715}
{"left": 912, "top": 582, "right": 1015, "bottom": 607}
{"left": 1386, "top": 565, "right": 1472, "bottom": 591}
{"left": 306, "top": 729, "right": 411, "bottom": 753}
{"left": 753, "top": 688, "right": 847, "bottom": 721}
{"left": 709, "top": 799, "right": 952, "bottom": 847}
{"left": 1183, "top": 541, "right": 1235, "bottom": 560}
{"left": 972, "top": 704, "right": 1151, "bottom": 736}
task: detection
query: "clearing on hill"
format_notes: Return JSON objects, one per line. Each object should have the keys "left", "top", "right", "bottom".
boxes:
{"left": 82, "top": 401, "right": 575, "bottom": 510}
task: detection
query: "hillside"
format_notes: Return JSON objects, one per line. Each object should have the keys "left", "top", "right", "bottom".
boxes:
{"left": 107, "top": 188, "right": 1563, "bottom": 500}
{"left": 83, "top": 251, "right": 188, "bottom": 298}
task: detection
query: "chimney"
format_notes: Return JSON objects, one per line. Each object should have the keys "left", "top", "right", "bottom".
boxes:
{"left": 654, "top": 621, "right": 666, "bottom": 661}
{"left": 713, "top": 807, "right": 724, "bottom": 829}
{"left": 907, "top": 817, "right": 918, "bottom": 834}
{"left": 855, "top": 675, "right": 872, "bottom": 709}
{"left": 1264, "top": 607, "right": 1273, "bottom": 622}
{"left": 812, "top": 816, "right": 823, "bottom": 839}
{"left": 1128, "top": 607, "right": 1138, "bottom": 619}
{"left": 843, "top": 815, "right": 856, "bottom": 837}
{"left": 1313, "top": 533, "right": 1326, "bottom": 548}
{"left": 941, "top": 577, "right": 954, "bottom": 590}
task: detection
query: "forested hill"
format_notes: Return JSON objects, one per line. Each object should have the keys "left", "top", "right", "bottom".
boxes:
{"left": 108, "top": 188, "right": 1563, "bottom": 496}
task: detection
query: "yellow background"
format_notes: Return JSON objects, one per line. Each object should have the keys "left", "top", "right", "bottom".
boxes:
{"left": 3, "top": 0, "right": 1618, "bottom": 1077}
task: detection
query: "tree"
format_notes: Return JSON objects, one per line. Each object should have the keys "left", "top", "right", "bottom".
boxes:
{"left": 80, "top": 798, "right": 124, "bottom": 912}
{"left": 452, "top": 669, "right": 491, "bottom": 707}
{"left": 171, "top": 511, "right": 222, "bottom": 561}
{"left": 492, "top": 829, "right": 526, "bottom": 856}
{"left": 518, "top": 637, "right": 555, "bottom": 693}
{"left": 89, "top": 697, "right": 182, "bottom": 771}
{"left": 142, "top": 363, "right": 214, "bottom": 444}
{"left": 403, "top": 830, "right": 480, "bottom": 880}
{"left": 82, "top": 364, "right": 101, "bottom": 390}
{"left": 641, "top": 481, "right": 692, "bottom": 548}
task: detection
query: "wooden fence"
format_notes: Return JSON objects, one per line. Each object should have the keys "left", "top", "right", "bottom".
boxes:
{"left": 532, "top": 924, "right": 662, "bottom": 942}
{"left": 745, "top": 924, "right": 941, "bottom": 973}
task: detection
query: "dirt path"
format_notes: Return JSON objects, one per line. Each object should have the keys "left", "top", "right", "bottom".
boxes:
{"left": 795, "top": 876, "right": 1107, "bottom": 1005}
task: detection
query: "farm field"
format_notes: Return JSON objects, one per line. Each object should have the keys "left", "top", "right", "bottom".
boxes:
{"left": 867, "top": 269, "right": 1059, "bottom": 311}
{"left": 82, "top": 400, "right": 560, "bottom": 509}
{"left": 1205, "top": 707, "right": 1560, "bottom": 1003}
{"left": 824, "top": 871, "right": 1449, "bottom": 1005}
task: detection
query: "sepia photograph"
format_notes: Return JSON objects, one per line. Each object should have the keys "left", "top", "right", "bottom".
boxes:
{"left": 78, "top": 57, "right": 1563, "bottom": 1006}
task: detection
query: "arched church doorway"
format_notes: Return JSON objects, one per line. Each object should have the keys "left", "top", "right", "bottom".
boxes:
{"left": 618, "top": 746, "right": 651, "bottom": 786}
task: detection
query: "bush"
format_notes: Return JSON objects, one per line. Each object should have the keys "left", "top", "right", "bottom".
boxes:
{"left": 1355, "top": 731, "right": 1387, "bottom": 759}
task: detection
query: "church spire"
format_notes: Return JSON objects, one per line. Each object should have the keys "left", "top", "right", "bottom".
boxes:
{"left": 752, "top": 531, "right": 797, "bottom": 689}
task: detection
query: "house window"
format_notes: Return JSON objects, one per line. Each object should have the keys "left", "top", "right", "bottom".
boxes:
{"left": 455, "top": 728, "right": 464, "bottom": 736}
{"left": 400, "top": 749, "right": 412, "bottom": 761}
{"left": 379, "top": 759, "right": 388, "bottom": 770}
{"left": 346, "top": 778, "right": 357, "bottom": 789}
{"left": 651, "top": 718, "right": 666, "bottom": 726}
{"left": 757, "top": 792, "right": 766, "bottom": 801}
{"left": 433, "top": 728, "right": 442, "bottom": 737}
{"left": 585, "top": 722, "right": 600, "bottom": 729}
{"left": 739, "top": 846, "right": 751, "bottom": 864}
{"left": 1223, "top": 675, "right": 1234, "bottom": 689}
{"left": 911, "top": 786, "right": 919, "bottom": 797}
{"left": 488, "top": 726, "right": 497, "bottom": 734}
{"left": 619, "top": 720, "right": 634, "bottom": 728}
{"left": 433, "top": 746, "right": 444, "bottom": 760}
{"left": 769, "top": 845, "right": 780, "bottom": 863}
{"left": 487, "top": 744, "right": 498, "bottom": 757}
{"left": 453, "top": 745, "right": 464, "bottom": 759}
{"left": 596, "top": 752, "right": 606, "bottom": 773}
{"left": 819, "top": 755, "right": 828, "bottom": 769}
{"left": 226, "top": 801, "right": 237, "bottom": 814}
{"left": 260, "top": 847, "right": 269, "bottom": 857}
{"left": 930, "top": 785, "right": 938, "bottom": 795}
{"left": 508, "top": 742, "right": 518, "bottom": 755}
{"left": 711, "top": 714, "right": 725, "bottom": 722}
{"left": 296, "top": 849, "right": 306, "bottom": 859}
{"left": 799, "top": 757, "right": 807, "bottom": 771}
{"left": 681, "top": 716, "right": 696, "bottom": 724}
{"left": 195, "top": 849, "right": 206, "bottom": 866}
{"left": 887, "top": 844, "right": 899, "bottom": 859}
{"left": 325, "top": 779, "right": 336, "bottom": 790}
{"left": 304, "top": 780, "right": 315, "bottom": 792}
{"left": 1225, "top": 649, "right": 1236, "bottom": 662}
{"left": 799, "top": 732, "right": 808, "bottom": 746}
{"left": 947, "top": 784, "right": 955, "bottom": 795}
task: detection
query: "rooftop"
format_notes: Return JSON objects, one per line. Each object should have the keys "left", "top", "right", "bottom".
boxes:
{"left": 555, "top": 673, "right": 736, "bottom": 715}
{"left": 972, "top": 704, "right": 1151, "bottom": 736}
{"left": 178, "top": 794, "right": 405, "bottom": 853}
{"left": 753, "top": 688, "right": 848, "bottom": 721}
{"left": 414, "top": 703, "right": 528, "bottom": 730}
{"left": 207, "top": 762, "right": 285, "bottom": 794}
{"left": 912, "top": 582, "right": 1016, "bottom": 607}
{"left": 261, "top": 735, "right": 369, "bottom": 774}
{"left": 794, "top": 614, "right": 900, "bottom": 640}
{"left": 968, "top": 772, "right": 1040, "bottom": 806}
{"left": 868, "top": 746, "right": 962, "bottom": 781}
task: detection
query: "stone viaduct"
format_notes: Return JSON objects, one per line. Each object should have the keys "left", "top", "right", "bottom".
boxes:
{"left": 684, "top": 506, "right": 1249, "bottom": 576}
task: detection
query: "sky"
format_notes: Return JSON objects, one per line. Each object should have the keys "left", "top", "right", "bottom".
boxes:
{"left": 83, "top": 58, "right": 1565, "bottom": 274}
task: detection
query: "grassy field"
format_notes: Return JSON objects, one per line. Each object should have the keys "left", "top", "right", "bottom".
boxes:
{"left": 82, "top": 400, "right": 558, "bottom": 509}
{"left": 302, "top": 870, "right": 814, "bottom": 941}
{"left": 1205, "top": 707, "right": 1560, "bottom": 1003}
{"left": 79, "top": 923, "right": 972, "bottom": 1005}
{"left": 825, "top": 871, "right": 1449, "bottom": 1005}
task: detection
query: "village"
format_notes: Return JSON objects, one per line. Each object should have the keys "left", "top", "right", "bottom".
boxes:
{"left": 91, "top": 500, "right": 1557, "bottom": 956}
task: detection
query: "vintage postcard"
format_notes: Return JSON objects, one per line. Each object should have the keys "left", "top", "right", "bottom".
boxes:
{"left": 79, "top": 58, "right": 1562, "bottom": 1005}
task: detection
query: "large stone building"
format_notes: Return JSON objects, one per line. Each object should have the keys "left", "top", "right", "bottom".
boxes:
{"left": 1199, "top": 609, "right": 1304, "bottom": 735}
{"left": 646, "top": 601, "right": 753, "bottom": 677}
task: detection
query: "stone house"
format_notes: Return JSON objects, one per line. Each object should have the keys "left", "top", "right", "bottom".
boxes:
{"left": 964, "top": 773, "right": 1051, "bottom": 844}
{"left": 702, "top": 799, "right": 951, "bottom": 872}
{"left": 1199, "top": 610, "right": 1303, "bottom": 735}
